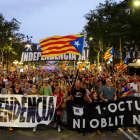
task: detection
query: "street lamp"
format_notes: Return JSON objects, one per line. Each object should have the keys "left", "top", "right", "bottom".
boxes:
{"left": 134, "top": 1, "right": 140, "bottom": 6}
{"left": 13, "top": 60, "right": 19, "bottom": 65}
{"left": 9, "top": 37, "right": 12, "bottom": 41}
{"left": 26, "top": 44, "right": 31, "bottom": 48}
{"left": 89, "top": 37, "right": 93, "bottom": 41}
{"left": 19, "top": 61, "right": 23, "bottom": 65}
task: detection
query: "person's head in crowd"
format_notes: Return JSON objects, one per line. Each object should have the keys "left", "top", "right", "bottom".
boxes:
{"left": 29, "top": 76, "right": 32, "bottom": 80}
{"left": 55, "top": 75, "right": 57, "bottom": 79}
{"left": 92, "top": 91, "right": 98, "bottom": 99}
{"left": 54, "top": 86, "right": 60, "bottom": 94}
{"left": 32, "top": 84, "right": 37, "bottom": 91}
{"left": 5, "top": 82, "right": 9, "bottom": 89}
{"left": 120, "top": 79, "right": 125, "bottom": 86}
{"left": 43, "top": 79, "right": 49, "bottom": 86}
{"left": 90, "top": 78, "right": 93, "bottom": 83}
{"left": 80, "top": 83, "right": 83, "bottom": 88}
{"left": 25, "top": 82, "right": 29, "bottom": 89}
{"left": 102, "top": 76, "right": 105, "bottom": 81}
{"left": 23, "top": 79, "right": 27, "bottom": 84}
{"left": 51, "top": 77, "right": 54, "bottom": 82}
{"left": 126, "top": 82, "right": 130, "bottom": 89}
{"left": 117, "top": 83, "right": 122, "bottom": 89}
{"left": 20, "top": 80, "right": 23, "bottom": 84}
{"left": 60, "top": 86, "right": 66, "bottom": 93}
{"left": 72, "top": 77, "right": 76, "bottom": 82}
{"left": 9, "top": 80, "right": 13, "bottom": 86}
{"left": 111, "top": 79, "right": 115, "bottom": 84}
{"left": 97, "top": 80, "right": 102, "bottom": 87}
{"left": 53, "top": 80, "right": 58, "bottom": 87}
{"left": 106, "top": 79, "right": 111, "bottom": 87}
{"left": 75, "top": 81, "right": 81, "bottom": 89}
{"left": 7, "top": 88, "right": 12, "bottom": 95}
{"left": 133, "top": 78, "right": 137, "bottom": 84}
{"left": 49, "top": 75, "right": 51, "bottom": 79}
{"left": 61, "top": 77, "right": 65, "bottom": 82}
{"left": 112, "top": 75, "right": 115, "bottom": 79}
{"left": 15, "top": 82, "right": 20, "bottom": 89}
{"left": 38, "top": 81, "right": 43, "bottom": 86}
{"left": 58, "top": 79, "right": 61, "bottom": 83}
{"left": 82, "top": 84, "right": 86, "bottom": 89}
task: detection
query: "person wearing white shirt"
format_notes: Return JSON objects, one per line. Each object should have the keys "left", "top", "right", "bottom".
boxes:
{"left": 130, "top": 78, "right": 140, "bottom": 97}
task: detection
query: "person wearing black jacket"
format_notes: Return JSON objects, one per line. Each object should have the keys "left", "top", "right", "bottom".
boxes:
{"left": 64, "top": 81, "right": 92, "bottom": 135}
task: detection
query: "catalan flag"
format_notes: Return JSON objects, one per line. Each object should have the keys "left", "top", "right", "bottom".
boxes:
{"left": 90, "top": 64, "right": 97, "bottom": 69}
{"left": 61, "top": 63, "right": 66, "bottom": 69}
{"left": 104, "top": 47, "right": 114, "bottom": 60}
{"left": 61, "top": 62, "right": 69, "bottom": 69}
{"left": 39, "top": 35, "right": 84, "bottom": 57}
{"left": 65, "top": 62, "right": 69, "bottom": 66}
{"left": 120, "top": 87, "right": 134, "bottom": 98}
{"left": 80, "top": 62, "right": 86, "bottom": 67}
{"left": 119, "top": 57, "right": 128, "bottom": 71}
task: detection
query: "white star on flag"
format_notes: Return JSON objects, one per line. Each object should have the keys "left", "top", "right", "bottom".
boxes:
{"left": 74, "top": 41, "right": 80, "bottom": 47}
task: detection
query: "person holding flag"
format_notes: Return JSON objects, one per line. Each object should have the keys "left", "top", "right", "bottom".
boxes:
{"left": 120, "top": 82, "right": 140, "bottom": 98}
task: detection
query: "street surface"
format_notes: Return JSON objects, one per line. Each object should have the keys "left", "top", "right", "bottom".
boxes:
{"left": 0, "top": 123, "right": 140, "bottom": 140}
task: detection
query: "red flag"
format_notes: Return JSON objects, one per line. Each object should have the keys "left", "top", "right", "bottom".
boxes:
{"left": 104, "top": 68, "right": 106, "bottom": 80}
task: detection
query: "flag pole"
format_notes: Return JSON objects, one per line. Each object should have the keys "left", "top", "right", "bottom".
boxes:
{"left": 112, "top": 46, "right": 114, "bottom": 72}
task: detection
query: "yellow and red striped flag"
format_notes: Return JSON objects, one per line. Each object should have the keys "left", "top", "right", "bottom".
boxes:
{"left": 39, "top": 35, "right": 84, "bottom": 57}
{"left": 90, "top": 64, "right": 97, "bottom": 69}
{"left": 118, "top": 57, "right": 128, "bottom": 71}
{"left": 104, "top": 47, "right": 114, "bottom": 60}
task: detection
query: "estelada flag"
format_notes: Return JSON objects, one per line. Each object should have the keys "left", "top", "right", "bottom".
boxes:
{"left": 65, "top": 62, "right": 69, "bottom": 66}
{"left": 39, "top": 35, "right": 84, "bottom": 57}
{"left": 119, "top": 57, "right": 128, "bottom": 71}
{"left": 104, "top": 47, "right": 114, "bottom": 60}
{"left": 90, "top": 64, "right": 97, "bottom": 69}
{"left": 80, "top": 62, "right": 86, "bottom": 67}
{"left": 120, "top": 87, "right": 134, "bottom": 98}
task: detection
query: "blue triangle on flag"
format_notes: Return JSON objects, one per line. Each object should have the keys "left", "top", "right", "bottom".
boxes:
{"left": 109, "top": 47, "right": 114, "bottom": 55}
{"left": 124, "top": 57, "right": 128, "bottom": 65}
{"left": 65, "top": 62, "right": 69, "bottom": 66}
{"left": 69, "top": 36, "right": 84, "bottom": 55}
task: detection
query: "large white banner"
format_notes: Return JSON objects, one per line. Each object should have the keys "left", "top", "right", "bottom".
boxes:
{"left": 0, "top": 95, "right": 56, "bottom": 127}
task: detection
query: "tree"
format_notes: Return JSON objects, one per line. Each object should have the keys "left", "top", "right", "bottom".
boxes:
{"left": 83, "top": 0, "right": 139, "bottom": 65}
{"left": 0, "top": 13, "right": 24, "bottom": 70}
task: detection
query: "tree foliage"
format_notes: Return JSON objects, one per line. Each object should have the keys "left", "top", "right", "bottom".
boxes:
{"left": 0, "top": 13, "right": 24, "bottom": 62}
{"left": 83, "top": 0, "right": 140, "bottom": 64}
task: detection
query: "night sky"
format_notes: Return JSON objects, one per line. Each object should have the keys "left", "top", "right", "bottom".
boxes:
{"left": 0, "top": 0, "right": 122, "bottom": 43}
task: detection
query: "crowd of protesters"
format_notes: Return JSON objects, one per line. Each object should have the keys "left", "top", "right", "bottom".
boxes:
{"left": 0, "top": 68, "right": 140, "bottom": 135}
